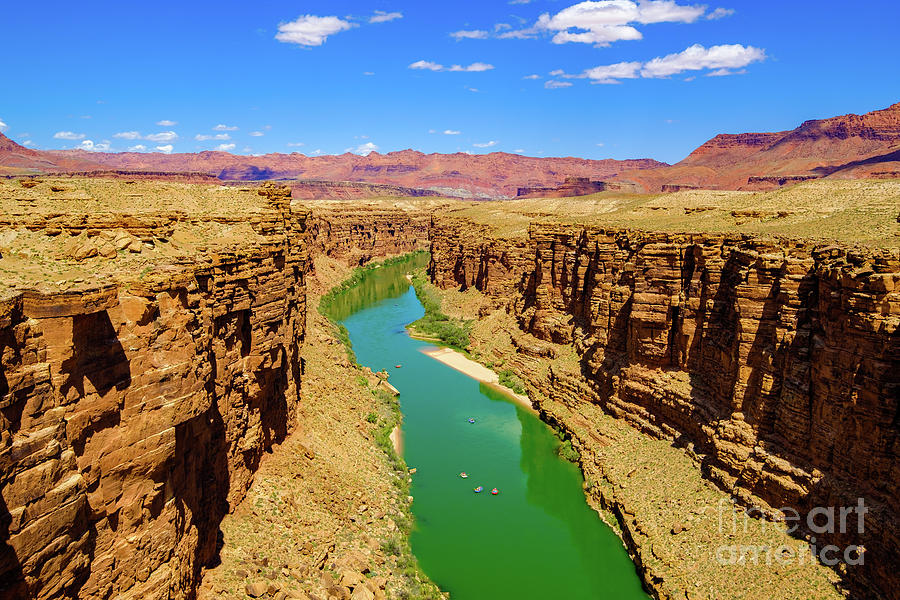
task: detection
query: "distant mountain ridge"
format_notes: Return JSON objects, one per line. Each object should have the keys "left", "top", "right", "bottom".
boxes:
{"left": 613, "top": 101, "right": 900, "bottom": 191}
{"left": 39, "top": 145, "right": 665, "bottom": 197}
{"left": 2, "top": 101, "right": 899, "bottom": 194}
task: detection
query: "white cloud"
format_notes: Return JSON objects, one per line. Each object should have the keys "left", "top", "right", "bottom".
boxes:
{"left": 558, "top": 44, "right": 764, "bottom": 84}
{"left": 707, "top": 7, "right": 735, "bottom": 20}
{"left": 77, "top": 139, "right": 111, "bottom": 152}
{"left": 370, "top": 11, "right": 403, "bottom": 23}
{"left": 450, "top": 62, "right": 494, "bottom": 72}
{"left": 363, "top": 71, "right": 375, "bottom": 76}
{"left": 195, "top": 133, "right": 231, "bottom": 141}
{"left": 640, "top": 43, "right": 765, "bottom": 78}
{"left": 216, "top": 143, "right": 236, "bottom": 151}
{"left": 551, "top": 25, "right": 642, "bottom": 46}
{"left": 410, "top": 60, "right": 444, "bottom": 71}
{"left": 443, "top": 130, "right": 461, "bottom": 135}
{"left": 514, "top": 148, "right": 525, "bottom": 153}
{"left": 54, "top": 131, "right": 85, "bottom": 140}
{"left": 113, "top": 131, "right": 141, "bottom": 140}
{"left": 22, "top": 140, "right": 34, "bottom": 146}
{"left": 156, "top": 119, "right": 178, "bottom": 126}
{"left": 473, "top": 141, "right": 498, "bottom": 148}
{"left": 545, "top": 80, "right": 574, "bottom": 88}
{"left": 510, "top": 0, "right": 533, "bottom": 4}
{"left": 637, "top": 0, "right": 707, "bottom": 23}
{"left": 155, "top": 144, "right": 174, "bottom": 154}
{"left": 410, "top": 60, "right": 494, "bottom": 72}
{"left": 451, "top": 30, "right": 490, "bottom": 40}
{"left": 249, "top": 131, "right": 265, "bottom": 137}
{"left": 275, "top": 15, "right": 354, "bottom": 46}
{"left": 523, "top": 74, "right": 541, "bottom": 79}
{"left": 311, "top": 149, "right": 322, "bottom": 155}
{"left": 466, "top": 87, "right": 479, "bottom": 92}
{"left": 503, "top": 0, "right": 707, "bottom": 46}
{"left": 584, "top": 60, "right": 642, "bottom": 83}
{"left": 128, "top": 144, "right": 147, "bottom": 151}
{"left": 0, "top": 119, "right": 7, "bottom": 133}
{"left": 145, "top": 131, "right": 178, "bottom": 142}
{"left": 346, "top": 142, "right": 379, "bottom": 156}
{"left": 287, "top": 142, "right": 305, "bottom": 147}
{"left": 213, "top": 124, "right": 238, "bottom": 131}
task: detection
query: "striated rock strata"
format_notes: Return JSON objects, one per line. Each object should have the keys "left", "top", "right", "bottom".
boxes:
{"left": 430, "top": 217, "right": 900, "bottom": 599}
{"left": 0, "top": 185, "right": 308, "bottom": 599}
{"left": 306, "top": 206, "right": 432, "bottom": 265}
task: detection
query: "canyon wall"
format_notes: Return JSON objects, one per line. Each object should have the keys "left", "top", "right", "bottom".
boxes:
{"left": 430, "top": 218, "right": 900, "bottom": 599}
{"left": 305, "top": 206, "right": 432, "bottom": 265}
{"left": 0, "top": 186, "right": 308, "bottom": 599}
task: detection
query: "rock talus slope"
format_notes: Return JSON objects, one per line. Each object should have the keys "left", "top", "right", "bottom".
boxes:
{"left": 430, "top": 217, "right": 900, "bottom": 599}
{"left": 0, "top": 185, "right": 308, "bottom": 599}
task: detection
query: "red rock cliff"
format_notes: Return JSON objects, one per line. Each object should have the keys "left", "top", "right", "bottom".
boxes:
{"left": 0, "top": 185, "right": 308, "bottom": 599}
{"left": 430, "top": 218, "right": 900, "bottom": 600}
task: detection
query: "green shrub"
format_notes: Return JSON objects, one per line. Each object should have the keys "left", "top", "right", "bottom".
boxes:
{"left": 557, "top": 439, "right": 581, "bottom": 463}
{"left": 408, "top": 270, "right": 472, "bottom": 351}
{"left": 498, "top": 369, "right": 526, "bottom": 395}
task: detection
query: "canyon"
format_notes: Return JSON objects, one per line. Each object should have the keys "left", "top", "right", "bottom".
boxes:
{"left": 0, "top": 175, "right": 898, "bottom": 599}
{"left": 427, "top": 204, "right": 899, "bottom": 600}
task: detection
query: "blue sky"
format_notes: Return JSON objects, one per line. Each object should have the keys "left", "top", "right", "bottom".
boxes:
{"left": 2, "top": 1, "right": 899, "bottom": 163}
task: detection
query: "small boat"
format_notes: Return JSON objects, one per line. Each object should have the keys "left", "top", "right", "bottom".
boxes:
{"left": 459, "top": 472, "right": 468, "bottom": 479}
{"left": 467, "top": 418, "right": 476, "bottom": 424}
{"left": 491, "top": 488, "right": 499, "bottom": 495}
{"left": 473, "top": 486, "right": 484, "bottom": 493}
{"left": 395, "top": 364, "right": 402, "bottom": 368}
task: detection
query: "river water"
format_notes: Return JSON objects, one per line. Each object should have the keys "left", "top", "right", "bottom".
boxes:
{"left": 330, "top": 256, "right": 647, "bottom": 600}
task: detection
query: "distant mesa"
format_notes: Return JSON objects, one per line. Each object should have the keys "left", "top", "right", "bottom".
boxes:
{"left": 218, "top": 165, "right": 281, "bottom": 180}
{"left": 516, "top": 176, "right": 639, "bottom": 198}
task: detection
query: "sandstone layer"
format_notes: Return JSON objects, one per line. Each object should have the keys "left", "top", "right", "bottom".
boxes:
{"left": 303, "top": 199, "right": 446, "bottom": 266}
{"left": 429, "top": 216, "right": 900, "bottom": 599}
{"left": 0, "top": 184, "right": 308, "bottom": 599}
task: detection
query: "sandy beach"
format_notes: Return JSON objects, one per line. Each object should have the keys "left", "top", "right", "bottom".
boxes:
{"left": 390, "top": 425, "right": 404, "bottom": 456}
{"left": 420, "top": 347, "right": 535, "bottom": 412}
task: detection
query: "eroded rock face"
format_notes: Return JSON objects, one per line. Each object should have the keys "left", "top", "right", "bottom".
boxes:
{"left": 0, "top": 185, "right": 308, "bottom": 599}
{"left": 306, "top": 207, "right": 431, "bottom": 265}
{"left": 430, "top": 218, "right": 900, "bottom": 599}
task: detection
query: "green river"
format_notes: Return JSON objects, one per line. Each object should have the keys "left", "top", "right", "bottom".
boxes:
{"left": 328, "top": 256, "right": 647, "bottom": 600}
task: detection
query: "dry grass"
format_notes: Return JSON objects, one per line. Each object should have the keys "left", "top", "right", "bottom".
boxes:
{"left": 440, "top": 179, "right": 900, "bottom": 247}
{"left": 0, "top": 176, "right": 270, "bottom": 215}
{"left": 0, "top": 177, "right": 275, "bottom": 296}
